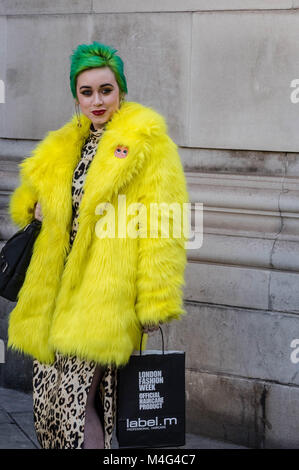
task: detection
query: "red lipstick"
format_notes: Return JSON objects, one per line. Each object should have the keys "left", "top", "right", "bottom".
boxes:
{"left": 92, "top": 110, "right": 106, "bottom": 116}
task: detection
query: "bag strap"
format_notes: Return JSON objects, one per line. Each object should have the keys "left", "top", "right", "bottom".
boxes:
{"left": 139, "top": 325, "right": 164, "bottom": 356}
{"left": 23, "top": 218, "right": 42, "bottom": 232}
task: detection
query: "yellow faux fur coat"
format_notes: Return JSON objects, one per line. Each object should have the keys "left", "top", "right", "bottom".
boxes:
{"left": 7, "top": 101, "right": 189, "bottom": 367}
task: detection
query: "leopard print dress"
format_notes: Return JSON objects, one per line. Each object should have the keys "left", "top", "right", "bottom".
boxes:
{"left": 32, "top": 123, "right": 118, "bottom": 449}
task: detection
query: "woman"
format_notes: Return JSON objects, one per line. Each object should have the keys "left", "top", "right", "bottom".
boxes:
{"left": 7, "top": 41, "right": 189, "bottom": 449}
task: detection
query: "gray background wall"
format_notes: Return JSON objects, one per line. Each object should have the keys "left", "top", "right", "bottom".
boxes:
{"left": 1, "top": 0, "right": 299, "bottom": 449}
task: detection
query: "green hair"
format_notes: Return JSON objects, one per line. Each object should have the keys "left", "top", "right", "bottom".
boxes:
{"left": 69, "top": 41, "right": 128, "bottom": 99}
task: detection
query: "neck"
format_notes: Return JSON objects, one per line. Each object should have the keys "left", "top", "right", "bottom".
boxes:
{"left": 91, "top": 122, "right": 104, "bottom": 131}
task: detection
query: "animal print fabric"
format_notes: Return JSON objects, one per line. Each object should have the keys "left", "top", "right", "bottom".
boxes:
{"left": 32, "top": 123, "right": 118, "bottom": 449}
{"left": 69, "top": 123, "right": 105, "bottom": 246}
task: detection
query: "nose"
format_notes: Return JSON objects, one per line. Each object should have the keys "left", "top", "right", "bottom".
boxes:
{"left": 93, "top": 92, "right": 103, "bottom": 106}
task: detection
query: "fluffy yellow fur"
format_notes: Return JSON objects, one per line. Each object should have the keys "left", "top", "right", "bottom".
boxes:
{"left": 7, "top": 101, "right": 189, "bottom": 367}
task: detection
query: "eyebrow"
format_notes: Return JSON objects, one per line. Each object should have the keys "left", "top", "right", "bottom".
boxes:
{"left": 79, "top": 83, "right": 114, "bottom": 90}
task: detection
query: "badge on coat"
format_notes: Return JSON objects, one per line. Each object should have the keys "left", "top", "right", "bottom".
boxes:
{"left": 114, "top": 145, "right": 129, "bottom": 158}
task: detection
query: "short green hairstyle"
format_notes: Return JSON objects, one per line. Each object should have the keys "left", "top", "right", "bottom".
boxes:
{"left": 70, "top": 41, "right": 128, "bottom": 99}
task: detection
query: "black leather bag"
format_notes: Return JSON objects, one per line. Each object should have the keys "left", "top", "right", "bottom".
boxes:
{"left": 0, "top": 219, "right": 42, "bottom": 301}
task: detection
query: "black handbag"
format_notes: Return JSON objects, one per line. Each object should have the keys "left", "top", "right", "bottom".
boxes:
{"left": 0, "top": 218, "right": 42, "bottom": 302}
{"left": 116, "top": 326, "right": 186, "bottom": 448}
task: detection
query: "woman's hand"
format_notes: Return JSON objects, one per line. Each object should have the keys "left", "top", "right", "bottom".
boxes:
{"left": 34, "top": 202, "right": 43, "bottom": 222}
{"left": 141, "top": 322, "right": 163, "bottom": 334}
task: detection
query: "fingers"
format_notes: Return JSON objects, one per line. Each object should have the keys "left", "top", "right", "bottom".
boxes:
{"left": 142, "top": 323, "right": 162, "bottom": 334}
{"left": 143, "top": 327, "right": 157, "bottom": 334}
{"left": 34, "top": 202, "right": 43, "bottom": 222}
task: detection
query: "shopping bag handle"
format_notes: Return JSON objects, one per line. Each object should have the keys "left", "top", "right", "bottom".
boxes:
{"left": 139, "top": 325, "right": 164, "bottom": 356}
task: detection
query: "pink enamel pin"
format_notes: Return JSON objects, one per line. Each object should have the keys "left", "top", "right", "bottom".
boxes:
{"left": 114, "top": 145, "right": 129, "bottom": 158}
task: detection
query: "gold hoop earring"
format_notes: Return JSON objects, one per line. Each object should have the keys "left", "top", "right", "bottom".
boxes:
{"left": 119, "top": 94, "right": 125, "bottom": 107}
{"left": 75, "top": 101, "right": 82, "bottom": 128}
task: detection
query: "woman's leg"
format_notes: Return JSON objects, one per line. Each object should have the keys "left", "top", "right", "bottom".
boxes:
{"left": 83, "top": 365, "right": 106, "bottom": 449}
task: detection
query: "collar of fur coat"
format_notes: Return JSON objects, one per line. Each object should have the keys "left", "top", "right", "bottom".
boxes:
{"left": 18, "top": 101, "right": 169, "bottom": 230}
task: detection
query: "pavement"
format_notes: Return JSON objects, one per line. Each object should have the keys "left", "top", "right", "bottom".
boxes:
{"left": 0, "top": 386, "right": 249, "bottom": 450}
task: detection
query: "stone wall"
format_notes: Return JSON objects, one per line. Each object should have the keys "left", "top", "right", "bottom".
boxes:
{"left": 1, "top": 0, "right": 299, "bottom": 448}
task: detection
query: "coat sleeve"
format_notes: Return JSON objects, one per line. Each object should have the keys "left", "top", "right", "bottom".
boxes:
{"left": 135, "top": 134, "right": 190, "bottom": 327}
{"left": 8, "top": 164, "right": 38, "bottom": 229}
